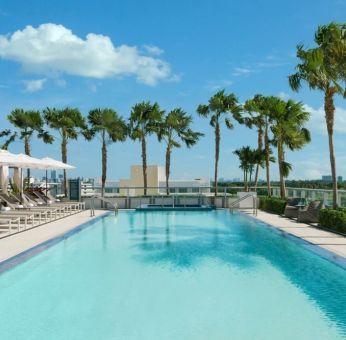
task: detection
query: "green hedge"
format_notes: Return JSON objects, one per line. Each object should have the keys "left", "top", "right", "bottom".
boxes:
{"left": 259, "top": 197, "right": 287, "bottom": 215}
{"left": 319, "top": 209, "right": 346, "bottom": 234}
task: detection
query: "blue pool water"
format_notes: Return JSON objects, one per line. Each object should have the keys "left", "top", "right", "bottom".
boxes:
{"left": 0, "top": 210, "right": 345, "bottom": 340}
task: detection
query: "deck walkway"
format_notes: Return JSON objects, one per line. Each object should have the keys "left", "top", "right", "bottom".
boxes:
{"left": 0, "top": 210, "right": 109, "bottom": 265}
{"left": 244, "top": 209, "right": 346, "bottom": 266}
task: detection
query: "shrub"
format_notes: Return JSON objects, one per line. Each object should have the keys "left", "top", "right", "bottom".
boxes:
{"left": 319, "top": 209, "right": 346, "bottom": 234}
{"left": 259, "top": 197, "right": 287, "bottom": 215}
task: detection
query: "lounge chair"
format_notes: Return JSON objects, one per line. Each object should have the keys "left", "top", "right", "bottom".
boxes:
{"left": 297, "top": 200, "right": 324, "bottom": 223}
{"left": 0, "top": 210, "right": 37, "bottom": 229}
{"left": 33, "top": 189, "right": 85, "bottom": 211}
{"left": 284, "top": 198, "right": 305, "bottom": 219}
{"left": 0, "top": 192, "right": 51, "bottom": 222}
{"left": 20, "top": 193, "right": 65, "bottom": 219}
{"left": 24, "top": 190, "right": 73, "bottom": 215}
{"left": 0, "top": 216, "right": 20, "bottom": 234}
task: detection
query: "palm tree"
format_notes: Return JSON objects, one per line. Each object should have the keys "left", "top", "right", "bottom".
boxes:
{"left": 233, "top": 146, "right": 260, "bottom": 191}
{"left": 84, "top": 109, "right": 127, "bottom": 197}
{"left": 157, "top": 108, "right": 203, "bottom": 194}
{"left": 197, "top": 90, "right": 242, "bottom": 196}
{"left": 271, "top": 99, "right": 311, "bottom": 199}
{"left": 7, "top": 109, "right": 53, "bottom": 178}
{"left": 128, "top": 102, "right": 164, "bottom": 196}
{"left": 85, "top": 108, "right": 128, "bottom": 198}
{"left": 243, "top": 95, "right": 267, "bottom": 190}
{"left": 43, "top": 107, "right": 87, "bottom": 197}
{"left": 289, "top": 22, "right": 346, "bottom": 208}
{"left": 0, "top": 130, "right": 17, "bottom": 150}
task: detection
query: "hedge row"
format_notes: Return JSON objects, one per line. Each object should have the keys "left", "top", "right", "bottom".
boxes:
{"left": 319, "top": 209, "right": 346, "bottom": 234}
{"left": 259, "top": 197, "right": 287, "bottom": 215}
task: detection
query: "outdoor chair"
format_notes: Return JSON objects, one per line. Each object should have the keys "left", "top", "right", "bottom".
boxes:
{"left": 297, "top": 200, "right": 324, "bottom": 223}
{"left": 284, "top": 198, "right": 304, "bottom": 219}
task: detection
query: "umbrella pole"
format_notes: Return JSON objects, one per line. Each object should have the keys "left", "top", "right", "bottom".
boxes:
{"left": 46, "top": 169, "right": 48, "bottom": 206}
{"left": 20, "top": 168, "right": 23, "bottom": 203}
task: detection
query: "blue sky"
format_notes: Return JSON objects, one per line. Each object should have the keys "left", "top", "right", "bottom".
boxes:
{"left": 0, "top": 0, "right": 346, "bottom": 181}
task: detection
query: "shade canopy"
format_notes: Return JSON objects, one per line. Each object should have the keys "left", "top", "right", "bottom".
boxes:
{"left": 40, "top": 157, "right": 75, "bottom": 170}
{"left": 0, "top": 150, "right": 75, "bottom": 170}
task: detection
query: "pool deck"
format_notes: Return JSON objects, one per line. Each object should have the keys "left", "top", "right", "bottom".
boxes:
{"left": 0, "top": 210, "right": 109, "bottom": 264}
{"left": 244, "top": 209, "right": 346, "bottom": 264}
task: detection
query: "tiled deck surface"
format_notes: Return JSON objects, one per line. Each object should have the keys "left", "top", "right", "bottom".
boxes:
{"left": 0, "top": 210, "right": 109, "bottom": 264}
{"left": 245, "top": 210, "right": 346, "bottom": 260}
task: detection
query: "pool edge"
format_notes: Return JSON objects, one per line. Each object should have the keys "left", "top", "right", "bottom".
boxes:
{"left": 0, "top": 211, "right": 112, "bottom": 275}
{"left": 240, "top": 211, "right": 346, "bottom": 270}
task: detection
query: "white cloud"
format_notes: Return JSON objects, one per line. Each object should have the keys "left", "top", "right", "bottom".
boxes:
{"left": 232, "top": 67, "right": 255, "bottom": 77}
{"left": 305, "top": 104, "right": 346, "bottom": 135}
{"left": 143, "top": 45, "right": 164, "bottom": 56}
{"left": 0, "top": 23, "right": 175, "bottom": 86}
{"left": 23, "top": 78, "right": 46, "bottom": 92}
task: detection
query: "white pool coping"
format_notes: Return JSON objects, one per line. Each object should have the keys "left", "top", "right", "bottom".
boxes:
{"left": 0, "top": 210, "right": 109, "bottom": 266}
{"left": 242, "top": 209, "right": 346, "bottom": 268}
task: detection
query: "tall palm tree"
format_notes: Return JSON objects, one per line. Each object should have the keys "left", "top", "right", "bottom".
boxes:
{"left": 85, "top": 108, "right": 128, "bottom": 198}
{"left": 243, "top": 94, "right": 267, "bottom": 190}
{"left": 43, "top": 107, "right": 87, "bottom": 197}
{"left": 289, "top": 22, "right": 346, "bottom": 208}
{"left": 157, "top": 108, "right": 203, "bottom": 194}
{"left": 197, "top": 90, "right": 242, "bottom": 196}
{"left": 7, "top": 109, "right": 53, "bottom": 178}
{"left": 128, "top": 101, "right": 164, "bottom": 196}
{"left": 271, "top": 99, "right": 311, "bottom": 198}
{"left": 0, "top": 130, "right": 17, "bottom": 150}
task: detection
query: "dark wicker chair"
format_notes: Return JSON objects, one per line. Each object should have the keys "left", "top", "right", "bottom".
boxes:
{"left": 297, "top": 200, "right": 324, "bottom": 223}
{"left": 284, "top": 198, "right": 302, "bottom": 218}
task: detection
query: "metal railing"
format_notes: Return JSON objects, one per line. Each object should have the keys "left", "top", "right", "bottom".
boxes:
{"left": 90, "top": 195, "right": 118, "bottom": 217}
{"left": 229, "top": 193, "right": 257, "bottom": 215}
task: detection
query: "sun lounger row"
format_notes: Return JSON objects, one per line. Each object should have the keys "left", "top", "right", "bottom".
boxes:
{"left": 0, "top": 191, "right": 85, "bottom": 238}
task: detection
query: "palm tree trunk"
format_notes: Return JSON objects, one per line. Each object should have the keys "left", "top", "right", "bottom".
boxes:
{"left": 61, "top": 134, "right": 68, "bottom": 197}
{"left": 101, "top": 132, "right": 107, "bottom": 198}
{"left": 243, "top": 169, "right": 246, "bottom": 191}
{"left": 165, "top": 146, "right": 171, "bottom": 195}
{"left": 141, "top": 136, "right": 147, "bottom": 196}
{"left": 249, "top": 167, "right": 253, "bottom": 191}
{"left": 214, "top": 122, "right": 220, "bottom": 197}
{"left": 325, "top": 89, "right": 337, "bottom": 208}
{"left": 24, "top": 136, "right": 31, "bottom": 179}
{"left": 254, "top": 128, "right": 263, "bottom": 190}
{"left": 278, "top": 141, "right": 285, "bottom": 199}
{"left": 264, "top": 119, "right": 271, "bottom": 197}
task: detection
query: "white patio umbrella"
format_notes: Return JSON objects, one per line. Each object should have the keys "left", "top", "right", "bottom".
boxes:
{"left": 0, "top": 150, "right": 76, "bottom": 199}
{"left": 40, "top": 157, "right": 75, "bottom": 170}
{"left": 0, "top": 166, "right": 9, "bottom": 193}
{"left": 0, "top": 150, "right": 49, "bottom": 169}
{"left": 13, "top": 167, "right": 21, "bottom": 191}
{"left": 40, "top": 157, "right": 75, "bottom": 199}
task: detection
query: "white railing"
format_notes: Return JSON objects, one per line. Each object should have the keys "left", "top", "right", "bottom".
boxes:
{"left": 272, "top": 187, "right": 346, "bottom": 207}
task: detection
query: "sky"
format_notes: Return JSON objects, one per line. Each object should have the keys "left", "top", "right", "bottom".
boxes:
{"left": 0, "top": 0, "right": 346, "bottom": 182}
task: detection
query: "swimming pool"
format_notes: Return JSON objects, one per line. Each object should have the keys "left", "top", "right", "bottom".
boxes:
{"left": 0, "top": 210, "right": 345, "bottom": 339}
